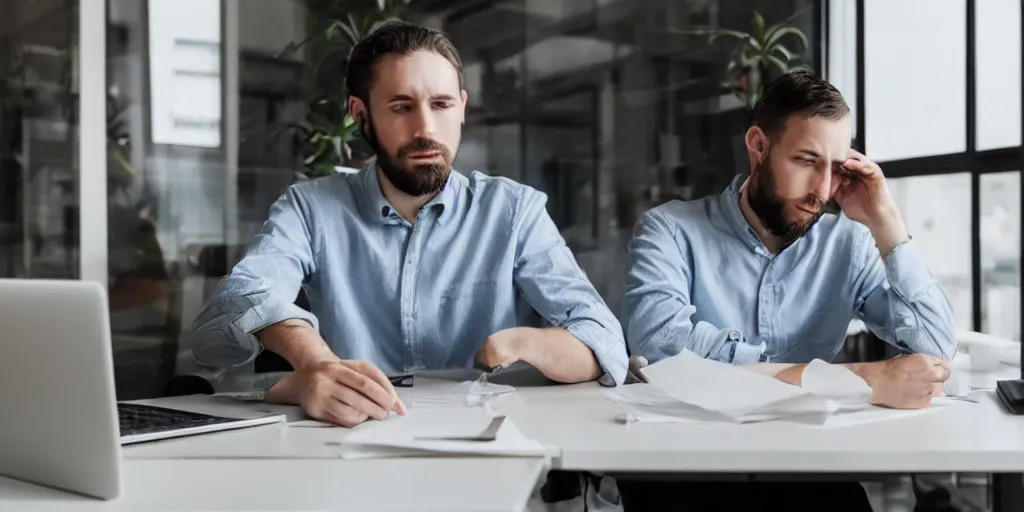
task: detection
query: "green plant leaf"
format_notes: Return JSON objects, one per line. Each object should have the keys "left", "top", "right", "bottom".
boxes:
{"left": 766, "top": 54, "right": 789, "bottom": 74}
{"left": 377, "top": 0, "right": 387, "bottom": 11}
{"left": 771, "top": 44, "right": 796, "bottom": 63}
{"left": 751, "top": 10, "right": 766, "bottom": 43}
{"left": 765, "top": 26, "right": 808, "bottom": 52}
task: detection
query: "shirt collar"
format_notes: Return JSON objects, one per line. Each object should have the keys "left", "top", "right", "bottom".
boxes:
{"left": 719, "top": 173, "right": 769, "bottom": 252}
{"left": 359, "top": 162, "right": 461, "bottom": 225}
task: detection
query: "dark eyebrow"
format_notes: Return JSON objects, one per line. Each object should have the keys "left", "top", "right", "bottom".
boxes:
{"left": 387, "top": 94, "right": 457, "bottom": 103}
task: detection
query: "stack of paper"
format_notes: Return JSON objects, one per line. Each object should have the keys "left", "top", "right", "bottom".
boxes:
{"left": 333, "top": 407, "right": 548, "bottom": 459}
{"left": 603, "top": 350, "right": 908, "bottom": 426}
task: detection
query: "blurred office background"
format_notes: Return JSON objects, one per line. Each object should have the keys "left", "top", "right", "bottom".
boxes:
{"left": 0, "top": 0, "right": 1020, "bottom": 404}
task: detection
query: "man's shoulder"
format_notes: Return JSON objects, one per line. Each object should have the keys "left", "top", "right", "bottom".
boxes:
{"left": 641, "top": 196, "right": 720, "bottom": 233}
{"left": 286, "top": 171, "right": 364, "bottom": 204}
{"left": 459, "top": 169, "right": 534, "bottom": 203}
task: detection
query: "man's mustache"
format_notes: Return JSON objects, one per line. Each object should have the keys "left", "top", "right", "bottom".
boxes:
{"left": 398, "top": 138, "right": 449, "bottom": 160}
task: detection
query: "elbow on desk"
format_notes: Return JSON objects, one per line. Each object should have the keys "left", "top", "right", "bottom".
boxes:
{"left": 189, "top": 323, "right": 261, "bottom": 370}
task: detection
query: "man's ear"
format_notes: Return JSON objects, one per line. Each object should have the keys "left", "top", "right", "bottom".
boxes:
{"left": 745, "top": 126, "right": 769, "bottom": 164}
{"left": 348, "top": 96, "right": 367, "bottom": 125}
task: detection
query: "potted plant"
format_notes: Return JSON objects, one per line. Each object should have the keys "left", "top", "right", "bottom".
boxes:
{"left": 278, "top": 0, "right": 415, "bottom": 179}
{"left": 667, "top": 7, "right": 811, "bottom": 109}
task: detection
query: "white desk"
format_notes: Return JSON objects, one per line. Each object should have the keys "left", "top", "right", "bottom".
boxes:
{"left": 0, "top": 458, "right": 546, "bottom": 511}
{"left": 1, "top": 394, "right": 549, "bottom": 511}
{"left": 5, "top": 360, "right": 1023, "bottom": 510}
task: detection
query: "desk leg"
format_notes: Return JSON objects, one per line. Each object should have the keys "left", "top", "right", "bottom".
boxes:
{"left": 993, "top": 473, "right": 1024, "bottom": 512}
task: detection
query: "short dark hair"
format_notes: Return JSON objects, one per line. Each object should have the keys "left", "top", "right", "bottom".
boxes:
{"left": 345, "top": 20, "right": 464, "bottom": 105}
{"left": 750, "top": 69, "right": 849, "bottom": 138}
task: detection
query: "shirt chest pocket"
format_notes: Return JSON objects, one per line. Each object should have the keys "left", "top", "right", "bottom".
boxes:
{"left": 439, "top": 280, "right": 499, "bottom": 309}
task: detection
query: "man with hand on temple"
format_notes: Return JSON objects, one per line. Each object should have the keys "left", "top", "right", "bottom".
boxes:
{"left": 189, "top": 20, "right": 627, "bottom": 428}
{"left": 620, "top": 70, "right": 956, "bottom": 511}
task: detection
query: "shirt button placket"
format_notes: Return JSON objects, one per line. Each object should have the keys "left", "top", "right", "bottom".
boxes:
{"left": 402, "top": 223, "right": 424, "bottom": 369}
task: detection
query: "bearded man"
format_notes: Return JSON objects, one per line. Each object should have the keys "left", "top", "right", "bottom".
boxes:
{"left": 616, "top": 69, "right": 957, "bottom": 511}
{"left": 189, "top": 20, "right": 628, "bottom": 428}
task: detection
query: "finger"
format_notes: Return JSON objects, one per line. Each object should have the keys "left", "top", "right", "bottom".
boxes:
{"left": 306, "top": 398, "right": 365, "bottom": 427}
{"left": 841, "top": 160, "right": 877, "bottom": 178}
{"left": 846, "top": 148, "right": 868, "bottom": 161}
{"left": 330, "top": 364, "right": 397, "bottom": 414}
{"left": 325, "top": 401, "right": 369, "bottom": 428}
{"left": 346, "top": 361, "right": 407, "bottom": 415}
{"left": 933, "top": 382, "right": 945, "bottom": 397}
{"left": 334, "top": 384, "right": 389, "bottom": 420}
{"left": 930, "top": 364, "right": 951, "bottom": 382}
{"left": 475, "top": 345, "right": 497, "bottom": 368}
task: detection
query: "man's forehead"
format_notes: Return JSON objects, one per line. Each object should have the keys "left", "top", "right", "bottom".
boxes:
{"left": 370, "top": 51, "right": 460, "bottom": 100}
{"left": 776, "top": 114, "right": 851, "bottom": 157}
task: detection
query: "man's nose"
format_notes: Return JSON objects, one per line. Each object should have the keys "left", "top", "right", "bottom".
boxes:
{"left": 412, "top": 107, "right": 437, "bottom": 140}
{"left": 814, "top": 168, "right": 833, "bottom": 201}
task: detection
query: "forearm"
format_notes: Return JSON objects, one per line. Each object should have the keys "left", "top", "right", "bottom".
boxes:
{"left": 257, "top": 319, "right": 337, "bottom": 370}
{"left": 867, "top": 206, "right": 910, "bottom": 257}
{"left": 514, "top": 327, "right": 602, "bottom": 383}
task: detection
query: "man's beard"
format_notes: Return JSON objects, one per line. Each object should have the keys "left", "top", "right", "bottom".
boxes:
{"left": 360, "top": 113, "right": 457, "bottom": 197}
{"left": 747, "top": 156, "right": 826, "bottom": 245}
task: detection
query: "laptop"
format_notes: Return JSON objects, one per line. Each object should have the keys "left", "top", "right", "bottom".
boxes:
{"left": 0, "top": 279, "right": 285, "bottom": 499}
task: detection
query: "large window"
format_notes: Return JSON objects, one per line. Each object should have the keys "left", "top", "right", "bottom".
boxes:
{"left": 981, "top": 172, "right": 1021, "bottom": 340}
{"left": 853, "top": 0, "right": 1024, "bottom": 341}
{"left": 864, "top": 0, "right": 966, "bottom": 161}
{"left": 976, "top": 0, "right": 1022, "bottom": 151}
{"left": 888, "top": 174, "right": 973, "bottom": 332}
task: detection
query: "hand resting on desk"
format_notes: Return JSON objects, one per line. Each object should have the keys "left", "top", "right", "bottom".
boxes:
{"left": 771, "top": 353, "right": 950, "bottom": 409}
{"left": 258, "top": 319, "right": 407, "bottom": 427}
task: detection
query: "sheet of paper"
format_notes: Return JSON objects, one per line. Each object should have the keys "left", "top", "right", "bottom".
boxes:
{"left": 800, "top": 359, "right": 873, "bottom": 401}
{"left": 639, "top": 350, "right": 833, "bottom": 418}
{"left": 616, "top": 399, "right": 958, "bottom": 428}
{"left": 333, "top": 407, "right": 547, "bottom": 459}
{"left": 604, "top": 385, "right": 837, "bottom": 424}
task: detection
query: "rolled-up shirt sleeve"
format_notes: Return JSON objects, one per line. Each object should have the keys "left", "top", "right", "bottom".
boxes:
{"left": 189, "top": 186, "right": 321, "bottom": 368}
{"left": 852, "top": 231, "right": 957, "bottom": 359}
{"left": 623, "top": 209, "right": 765, "bottom": 365}
{"left": 511, "top": 189, "right": 629, "bottom": 386}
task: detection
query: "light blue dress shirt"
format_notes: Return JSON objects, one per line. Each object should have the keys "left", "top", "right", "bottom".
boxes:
{"left": 189, "top": 166, "right": 628, "bottom": 385}
{"left": 624, "top": 174, "right": 957, "bottom": 365}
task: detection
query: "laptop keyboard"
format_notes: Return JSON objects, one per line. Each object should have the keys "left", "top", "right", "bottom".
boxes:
{"left": 118, "top": 403, "right": 238, "bottom": 437}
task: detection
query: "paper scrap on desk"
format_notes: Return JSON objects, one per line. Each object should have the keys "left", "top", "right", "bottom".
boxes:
{"left": 332, "top": 407, "right": 547, "bottom": 459}
{"left": 605, "top": 350, "right": 878, "bottom": 424}
{"left": 396, "top": 379, "right": 517, "bottom": 409}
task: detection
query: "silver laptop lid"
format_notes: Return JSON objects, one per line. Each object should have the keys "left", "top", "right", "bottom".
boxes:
{"left": 0, "top": 279, "right": 121, "bottom": 499}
